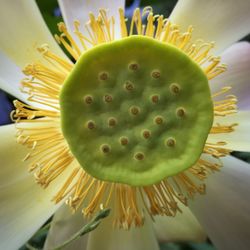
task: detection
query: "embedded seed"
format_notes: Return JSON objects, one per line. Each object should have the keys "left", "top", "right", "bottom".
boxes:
{"left": 99, "top": 72, "right": 109, "bottom": 80}
{"left": 176, "top": 107, "right": 186, "bottom": 117}
{"left": 108, "top": 117, "right": 117, "bottom": 127}
{"left": 151, "top": 70, "right": 161, "bottom": 79}
{"left": 124, "top": 81, "right": 134, "bottom": 91}
{"left": 151, "top": 95, "right": 160, "bottom": 103}
{"left": 170, "top": 83, "right": 181, "bottom": 94}
{"left": 154, "top": 116, "right": 164, "bottom": 125}
{"left": 142, "top": 130, "right": 151, "bottom": 139}
{"left": 134, "top": 152, "right": 145, "bottom": 161}
{"left": 84, "top": 95, "right": 93, "bottom": 104}
{"left": 130, "top": 106, "right": 140, "bottom": 115}
{"left": 128, "top": 62, "right": 139, "bottom": 71}
{"left": 86, "top": 120, "right": 95, "bottom": 130}
{"left": 101, "top": 144, "right": 111, "bottom": 154}
{"left": 166, "top": 138, "right": 176, "bottom": 147}
{"left": 104, "top": 94, "right": 113, "bottom": 103}
{"left": 120, "top": 136, "right": 129, "bottom": 146}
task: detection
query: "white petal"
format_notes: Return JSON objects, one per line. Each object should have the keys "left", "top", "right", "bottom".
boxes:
{"left": 0, "top": 50, "right": 28, "bottom": 102}
{"left": 170, "top": 0, "right": 250, "bottom": 53}
{"left": 208, "top": 111, "right": 250, "bottom": 152}
{"left": 210, "top": 42, "right": 250, "bottom": 111}
{"left": 190, "top": 156, "right": 250, "bottom": 250}
{"left": 0, "top": 0, "right": 66, "bottom": 68}
{"left": 86, "top": 215, "right": 159, "bottom": 250}
{"left": 44, "top": 205, "right": 88, "bottom": 250}
{"left": 154, "top": 202, "right": 206, "bottom": 242}
{"left": 58, "top": 0, "right": 125, "bottom": 39}
{"left": 0, "top": 124, "right": 68, "bottom": 249}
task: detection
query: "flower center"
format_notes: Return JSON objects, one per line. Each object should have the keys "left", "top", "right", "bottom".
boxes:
{"left": 60, "top": 36, "right": 213, "bottom": 186}
{"left": 11, "top": 7, "right": 238, "bottom": 228}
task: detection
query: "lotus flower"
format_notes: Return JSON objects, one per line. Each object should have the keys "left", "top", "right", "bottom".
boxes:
{"left": 0, "top": 1, "right": 250, "bottom": 250}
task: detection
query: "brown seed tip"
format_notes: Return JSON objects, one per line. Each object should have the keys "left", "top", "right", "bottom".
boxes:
{"left": 99, "top": 72, "right": 109, "bottom": 81}
{"left": 120, "top": 137, "right": 129, "bottom": 146}
{"left": 142, "top": 130, "right": 151, "bottom": 139}
{"left": 87, "top": 120, "right": 95, "bottom": 130}
{"left": 128, "top": 62, "right": 139, "bottom": 71}
{"left": 124, "top": 81, "right": 134, "bottom": 91}
{"left": 166, "top": 138, "right": 176, "bottom": 147}
{"left": 154, "top": 116, "right": 164, "bottom": 125}
{"left": 134, "top": 152, "right": 145, "bottom": 161}
{"left": 130, "top": 106, "right": 140, "bottom": 115}
{"left": 170, "top": 83, "right": 181, "bottom": 94}
{"left": 104, "top": 94, "right": 113, "bottom": 103}
{"left": 84, "top": 95, "right": 93, "bottom": 104}
{"left": 108, "top": 117, "right": 117, "bottom": 127}
{"left": 151, "top": 70, "right": 161, "bottom": 79}
{"left": 151, "top": 95, "right": 159, "bottom": 103}
{"left": 101, "top": 144, "right": 111, "bottom": 154}
{"left": 176, "top": 107, "right": 186, "bottom": 117}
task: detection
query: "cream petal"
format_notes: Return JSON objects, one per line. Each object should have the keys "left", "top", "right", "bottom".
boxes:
{"left": 210, "top": 42, "right": 250, "bottom": 110}
{"left": 0, "top": 124, "right": 68, "bottom": 249}
{"left": 86, "top": 215, "right": 159, "bottom": 250}
{"left": 208, "top": 111, "right": 250, "bottom": 152}
{"left": 170, "top": 0, "right": 250, "bottom": 53}
{"left": 0, "top": 50, "right": 53, "bottom": 112}
{"left": 0, "top": 0, "right": 66, "bottom": 68}
{"left": 0, "top": 50, "right": 29, "bottom": 102}
{"left": 57, "top": 0, "right": 125, "bottom": 40}
{"left": 154, "top": 202, "right": 206, "bottom": 242}
{"left": 44, "top": 205, "right": 88, "bottom": 250}
{"left": 190, "top": 156, "right": 250, "bottom": 250}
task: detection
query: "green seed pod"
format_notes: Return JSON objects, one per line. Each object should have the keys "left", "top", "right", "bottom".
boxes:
{"left": 60, "top": 36, "right": 213, "bottom": 186}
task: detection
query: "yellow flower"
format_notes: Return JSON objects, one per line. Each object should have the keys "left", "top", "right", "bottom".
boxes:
{"left": 0, "top": 1, "right": 250, "bottom": 250}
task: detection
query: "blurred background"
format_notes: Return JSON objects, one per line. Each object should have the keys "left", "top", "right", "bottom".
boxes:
{"left": 0, "top": 0, "right": 249, "bottom": 249}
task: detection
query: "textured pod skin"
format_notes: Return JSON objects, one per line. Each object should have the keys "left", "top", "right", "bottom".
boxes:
{"left": 60, "top": 36, "right": 213, "bottom": 186}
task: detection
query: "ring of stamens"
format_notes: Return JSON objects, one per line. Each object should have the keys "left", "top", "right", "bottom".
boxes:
{"left": 12, "top": 7, "right": 237, "bottom": 229}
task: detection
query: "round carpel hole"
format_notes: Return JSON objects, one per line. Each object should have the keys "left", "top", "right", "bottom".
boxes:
{"left": 151, "top": 70, "right": 161, "bottom": 79}
{"left": 130, "top": 106, "right": 140, "bottom": 116}
{"left": 142, "top": 129, "right": 151, "bottom": 139}
{"left": 176, "top": 107, "right": 186, "bottom": 117}
{"left": 86, "top": 120, "right": 96, "bottom": 130}
{"left": 154, "top": 116, "right": 164, "bottom": 125}
{"left": 103, "top": 94, "right": 113, "bottom": 103}
{"left": 84, "top": 95, "right": 93, "bottom": 104}
{"left": 100, "top": 144, "right": 111, "bottom": 154}
{"left": 60, "top": 36, "right": 214, "bottom": 186}
{"left": 151, "top": 94, "right": 160, "bottom": 104}
{"left": 134, "top": 152, "right": 145, "bottom": 161}
{"left": 124, "top": 81, "right": 134, "bottom": 91}
{"left": 99, "top": 71, "right": 109, "bottom": 81}
{"left": 108, "top": 117, "right": 117, "bottom": 127}
{"left": 119, "top": 136, "right": 129, "bottom": 146}
{"left": 170, "top": 83, "right": 181, "bottom": 94}
{"left": 165, "top": 137, "right": 176, "bottom": 147}
{"left": 128, "top": 62, "right": 139, "bottom": 71}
